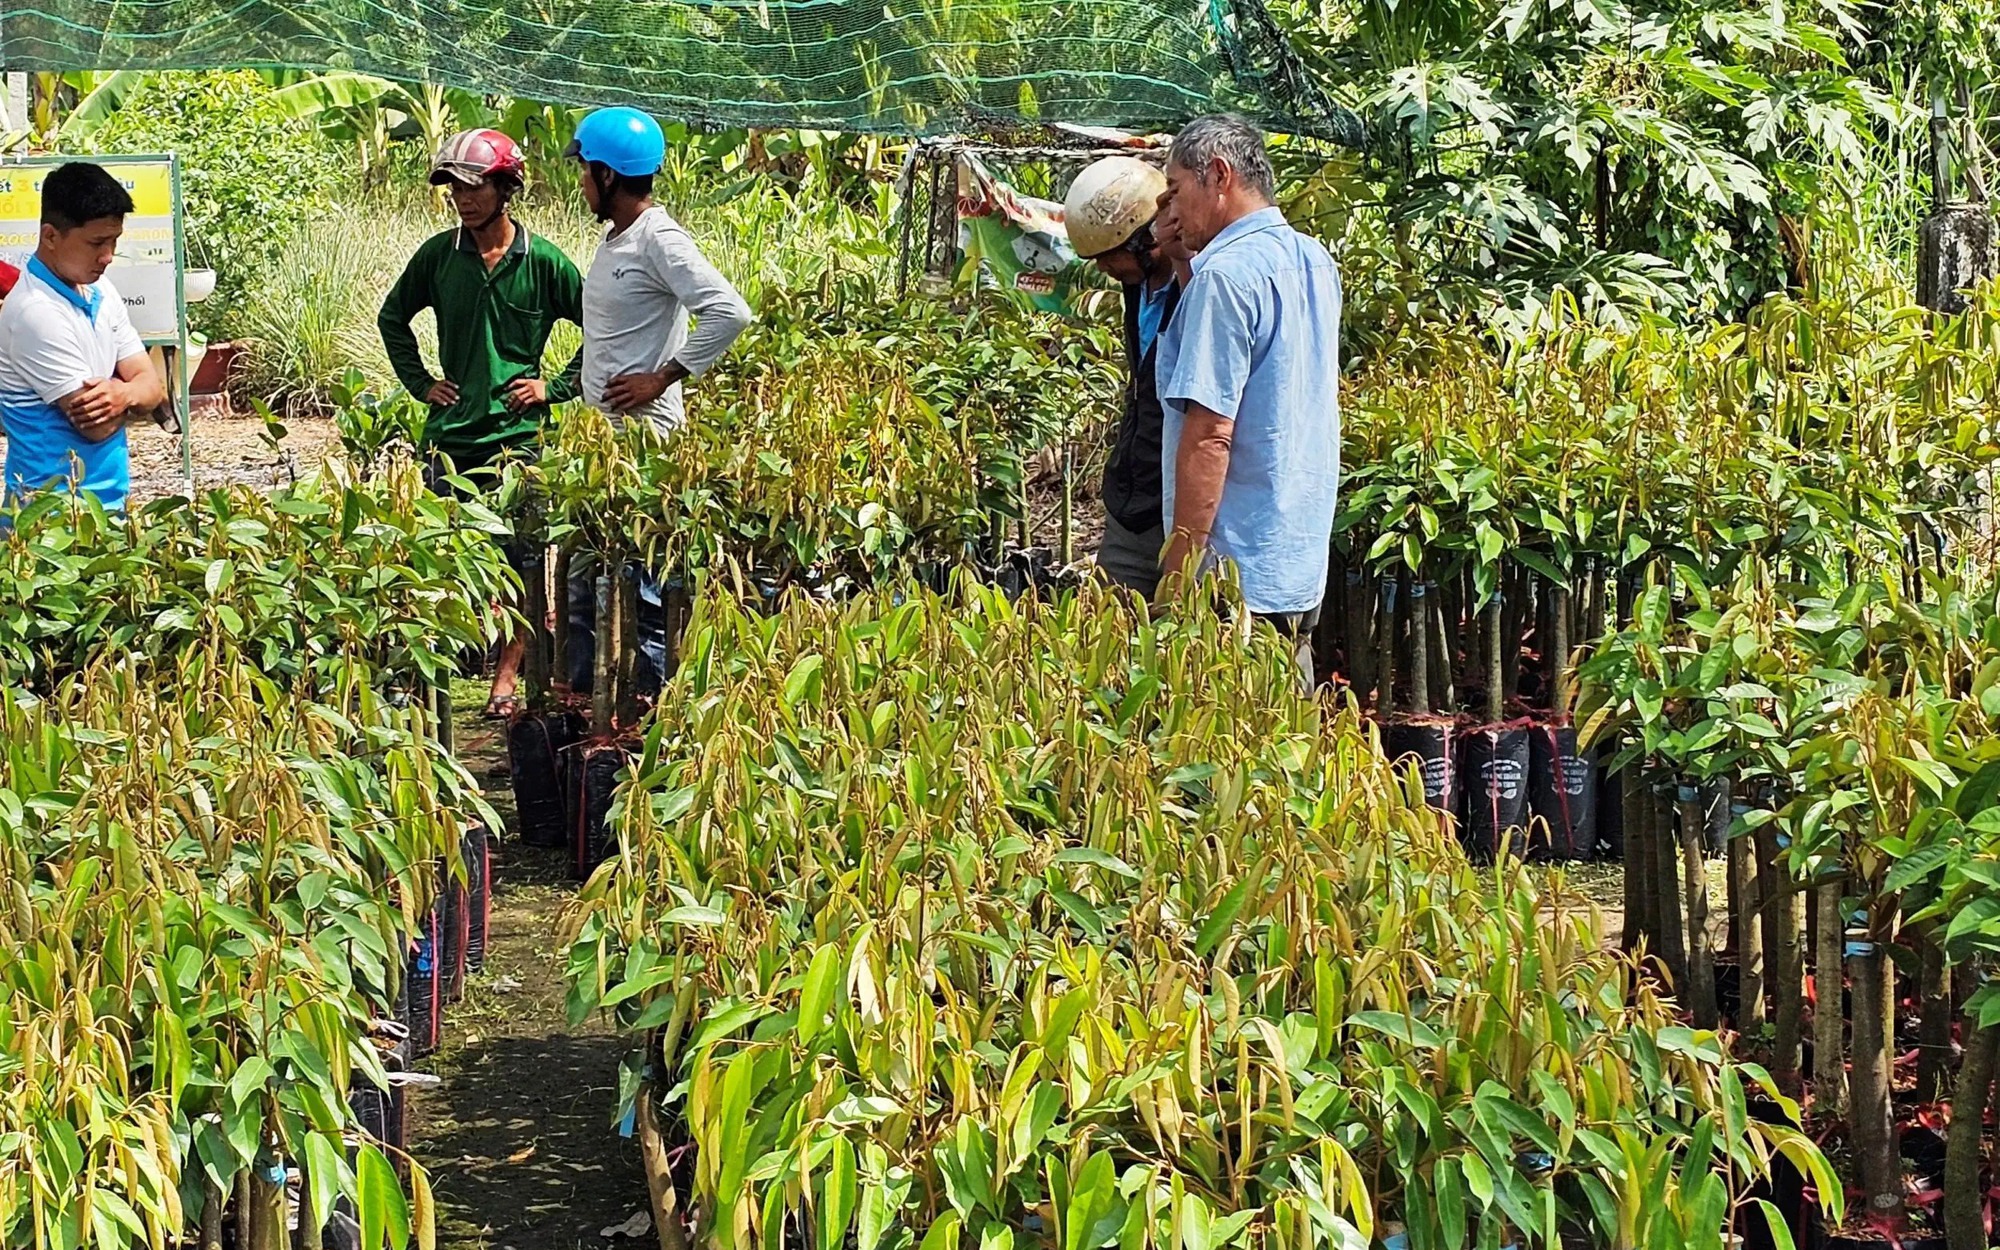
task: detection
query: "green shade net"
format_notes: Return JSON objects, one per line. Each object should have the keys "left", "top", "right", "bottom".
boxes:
{"left": 1, "top": 0, "right": 1360, "bottom": 142}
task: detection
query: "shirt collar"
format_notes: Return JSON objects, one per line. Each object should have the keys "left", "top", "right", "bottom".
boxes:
{"left": 454, "top": 220, "right": 530, "bottom": 259}
{"left": 25, "top": 255, "right": 102, "bottom": 321}
{"left": 1189, "top": 206, "right": 1288, "bottom": 275}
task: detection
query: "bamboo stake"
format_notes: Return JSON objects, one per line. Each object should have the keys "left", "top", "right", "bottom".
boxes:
{"left": 1058, "top": 443, "right": 1074, "bottom": 567}
{"left": 521, "top": 544, "right": 551, "bottom": 709}
{"left": 614, "top": 567, "right": 642, "bottom": 730}
{"left": 1678, "top": 784, "right": 1718, "bottom": 1029}
{"left": 1812, "top": 877, "right": 1849, "bottom": 1118}
{"left": 1549, "top": 582, "right": 1572, "bottom": 716}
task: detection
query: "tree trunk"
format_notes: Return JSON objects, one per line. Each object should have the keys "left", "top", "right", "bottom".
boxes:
{"left": 1678, "top": 786, "right": 1718, "bottom": 1029}
{"left": 1757, "top": 820, "right": 1803, "bottom": 1096}
{"left": 1813, "top": 878, "right": 1848, "bottom": 1118}
{"left": 297, "top": 1153, "right": 324, "bottom": 1250}
{"left": 1732, "top": 817, "right": 1764, "bottom": 1030}
{"left": 1653, "top": 782, "right": 1688, "bottom": 990}
{"left": 1849, "top": 937, "right": 1905, "bottom": 1233}
{"left": 1345, "top": 568, "right": 1375, "bottom": 706}
{"left": 1428, "top": 584, "right": 1454, "bottom": 712}
{"left": 201, "top": 1174, "right": 225, "bottom": 1250}
{"left": 592, "top": 571, "right": 616, "bottom": 733}
{"left": 1945, "top": 1017, "right": 2000, "bottom": 1250}
{"left": 1377, "top": 577, "right": 1399, "bottom": 717}
{"left": 636, "top": 1083, "right": 691, "bottom": 1250}
{"left": 248, "top": 1159, "right": 287, "bottom": 1250}
{"left": 1407, "top": 574, "right": 1430, "bottom": 716}
{"left": 613, "top": 567, "right": 642, "bottom": 730}
{"left": 1501, "top": 567, "right": 1525, "bottom": 705}
{"left": 521, "top": 542, "right": 551, "bottom": 708}
{"left": 1549, "top": 582, "right": 1573, "bottom": 717}
{"left": 1484, "top": 595, "right": 1504, "bottom": 724}
{"left": 1915, "top": 931, "right": 1953, "bottom": 1106}
{"left": 1621, "top": 765, "right": 1644, "bottom": 952}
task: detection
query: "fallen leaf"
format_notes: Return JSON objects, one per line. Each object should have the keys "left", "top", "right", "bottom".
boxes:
{"left": 504, "top": 1145, "right": 536, "bottom": 1164}
{"left": 600, "top": 1211, "right": 652, "bottom": 1240}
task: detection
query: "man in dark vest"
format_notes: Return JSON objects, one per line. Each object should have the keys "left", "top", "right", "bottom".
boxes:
{"left": 1064, "top": 156, "right": 1182, "bottom": 598}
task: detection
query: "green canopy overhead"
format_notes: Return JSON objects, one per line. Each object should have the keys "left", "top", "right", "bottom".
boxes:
{"left": 0, "top": 0, "right": 1361, "bottom": 142}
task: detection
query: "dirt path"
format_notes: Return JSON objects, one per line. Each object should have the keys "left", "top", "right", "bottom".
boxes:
{"left": 410, "top": 680, "right": 646, "bottom": 1249}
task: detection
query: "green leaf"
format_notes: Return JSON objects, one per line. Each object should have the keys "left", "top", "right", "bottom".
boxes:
{"left": 817, "top": 1135, "right": 858, "bottom": 1250}
{"left": 1346, "top": 1010, "right": 1444, "bottom": 1049}
{"left": 784, "top": 654, "right": 826, "bottom": 707}
{"left": 357, "top": 1143, "right": 409, "bottom": 1250}
{"left": 799, "top": 943, "right": 844, "bottom": 1040}
{"left": 1750, "top": 1199, "right": 1796, "bottom": 1250}
{"left": 304, "top": 1132, "right": 349, "bottom": 1234}
{"left": 1195, "top": 877, "right": 1253, "bottom": 957}
{"left": 1052, "top": 846, "right": 1140, "bottom": 879}
{"left": 919, "top": 1212, "right": 962, "bottom": 1250}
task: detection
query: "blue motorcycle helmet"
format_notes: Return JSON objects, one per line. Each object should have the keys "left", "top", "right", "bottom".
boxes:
{"left": 564, "top": 107, "right": 666, "bottom": 177}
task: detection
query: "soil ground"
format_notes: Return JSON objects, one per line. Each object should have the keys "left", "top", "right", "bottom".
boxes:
{"left": 0, "top": 409, "right": 342, "bottom": 503}
{"left": 415, "top": 677, "right": 647, "bottom": 1248}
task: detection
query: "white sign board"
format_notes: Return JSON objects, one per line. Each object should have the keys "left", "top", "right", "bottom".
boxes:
{"left": 0, "top": 156, "right": 182, "bottom": 342}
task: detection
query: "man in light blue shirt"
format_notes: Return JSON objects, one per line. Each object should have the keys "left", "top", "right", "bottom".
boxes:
{"left": 1154, "top": 114, "right": 1341, "bottom": 682}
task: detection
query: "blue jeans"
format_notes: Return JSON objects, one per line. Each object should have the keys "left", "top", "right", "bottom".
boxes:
{"left": 565, "top": 552, "right": 669, "bottom": 696}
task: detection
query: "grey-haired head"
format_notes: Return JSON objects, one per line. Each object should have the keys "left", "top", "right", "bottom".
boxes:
{"left": 1167, "top": 114, "right": 1275, "bottom": 204}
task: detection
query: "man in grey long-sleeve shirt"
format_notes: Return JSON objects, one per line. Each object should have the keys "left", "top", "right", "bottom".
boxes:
{"left": 564, "top": 107, "right": 756, "bottom": 692}
{"left": 570, "top": 108, "right": 754, "bottom": 433}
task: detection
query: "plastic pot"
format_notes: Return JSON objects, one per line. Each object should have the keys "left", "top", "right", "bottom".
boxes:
{"left": 572, "top": 744, "right": 631, "bottom": 879}
{"left": 405, "top": 906, "right": 442, "bottom": 1058}
{"left": 463, "top": 824, "right": 492, "bottom": 974}
{"left": 509, "top": 710, "right": 578, "bottom": 849}
{"left": 1381, "top": 720, "right": 1457, "bottom": 814}
{"left": 1459, "top": 725, "right": 1530, "bottom": 861}
{"left": 1528, "top": 723, "right": 1597, "bottom": 861}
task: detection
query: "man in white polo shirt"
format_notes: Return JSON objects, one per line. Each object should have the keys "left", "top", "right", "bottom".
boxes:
{"left": 0, "top": 162, "right": 163, "bottom": 511}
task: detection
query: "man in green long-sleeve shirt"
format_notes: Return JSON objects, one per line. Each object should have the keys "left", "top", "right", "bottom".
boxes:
{"left": 379, "top": 129, "right": 584, "bottom": 715}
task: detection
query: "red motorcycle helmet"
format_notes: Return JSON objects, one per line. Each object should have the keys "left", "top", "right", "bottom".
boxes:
{"left": 0, "top": 260, "right": 18, "bottom": 298}
{"left": 430, "top": 129, "right": 527, "bottom": 189}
